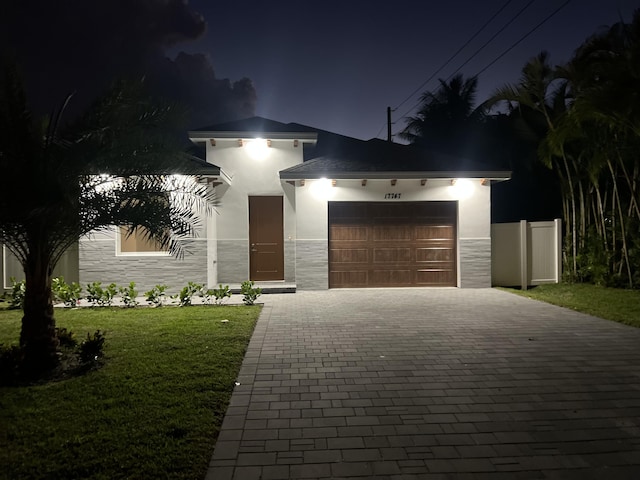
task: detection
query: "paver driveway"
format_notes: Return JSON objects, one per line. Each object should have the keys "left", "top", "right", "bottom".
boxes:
{"left": 206, "top": 288, "right": 640, "bottom": 479}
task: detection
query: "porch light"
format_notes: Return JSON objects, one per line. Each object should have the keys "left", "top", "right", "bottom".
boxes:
{"left": 449, "top": 178, "right": 475, "bottom": 199}
{"left": 310, "top": 177, "right": 336, "bottom": 200}
{"left": 245, "top": 138, "right": 271, "bottom": 160}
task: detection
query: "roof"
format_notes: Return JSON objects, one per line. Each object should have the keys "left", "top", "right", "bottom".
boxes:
{"left": 189, "top": 116, "right": 511, "bottom": 180}
{"left": 282, "top": 137, "right": 511, "bottom": 180}
{"left": 189, "top": 116, "right": 318, "bottom": 141}
{"left": 185, "top": 142, "right": 220, "bottom": 176}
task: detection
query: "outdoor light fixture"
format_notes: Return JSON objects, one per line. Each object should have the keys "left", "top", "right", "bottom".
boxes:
{"left": 362, "top": 179, "right": 367, "bottom": 187}
{"left": 450, "top": 178, "right": 475, "bottom": 199}
{"left": 390, "top": 179, "right": 397, "bottom": 186}
{"left": 420, "top": 179, "right": 427, "bottom": 186}
{"left": 310, "top": 178, "right": 336, "bottom": 200}
{"left": 331, "top": 179, "right": 337, "bottom": 187}
{"left": 210, "top": 139, "right": 216, "bottom": 147}
{"left": 245, "top": 138, "right": 271, "bottom": 160}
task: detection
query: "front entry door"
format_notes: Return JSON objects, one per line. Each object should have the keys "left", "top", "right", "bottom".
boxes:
{"left": 249, "top": 196, "right": 284, "bottom": 281}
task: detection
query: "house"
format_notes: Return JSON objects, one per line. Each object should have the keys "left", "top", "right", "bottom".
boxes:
{"left": 2, "top": 117, "right": 511, "bottom": 292}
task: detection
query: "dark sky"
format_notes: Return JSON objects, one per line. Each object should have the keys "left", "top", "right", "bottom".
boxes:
{"left": 3, "top": 0, "right": 639, "bottom": 139}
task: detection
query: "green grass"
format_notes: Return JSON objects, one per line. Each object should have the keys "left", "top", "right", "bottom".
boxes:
{"left": 501, "top": 283, "right": 640, "bottom": 328}
{"left": 0, "top": 305, "right": 260, "bottom": 480}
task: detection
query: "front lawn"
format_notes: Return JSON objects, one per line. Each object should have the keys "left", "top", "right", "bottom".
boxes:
{"left": 501, "top": 283, "right": 640, "bottom": 328}
{"left": 0, "top": 305, "right": 260, "bottom": 480}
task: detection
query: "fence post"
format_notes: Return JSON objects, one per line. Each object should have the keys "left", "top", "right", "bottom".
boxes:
{"left": 520, "top": 220, "right": 528, "bottom": 290}
{"left": 554, "top": 218, "right": 562, "bottom": 283}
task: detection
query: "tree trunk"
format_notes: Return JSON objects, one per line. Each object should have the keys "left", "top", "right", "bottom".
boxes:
{"left": 19, "top": 252, "right": 59, "bottom": 377}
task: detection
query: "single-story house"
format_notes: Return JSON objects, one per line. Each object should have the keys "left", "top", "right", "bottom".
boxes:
{"left": 2, "top": 117, "right": 511, "bottom": 292}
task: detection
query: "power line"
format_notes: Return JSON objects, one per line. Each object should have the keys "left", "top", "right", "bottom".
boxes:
{"left": 396, "top": 0, "right": 537, "bottom": 124}
{"left": 374, "top": 0, "right": 517, "bottom": 139}
{"left": 475, "top": 0, "right": 572, "bottom": 77}
{"left": 392, "top": 0, "right": 573, "bottom": 138}
{"left": 394, "top": 0, "right": 518, "bottom": 113}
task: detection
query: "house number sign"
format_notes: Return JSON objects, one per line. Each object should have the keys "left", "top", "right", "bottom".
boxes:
{"left": 384, "top": 193, "right": 402, "bottom": 199}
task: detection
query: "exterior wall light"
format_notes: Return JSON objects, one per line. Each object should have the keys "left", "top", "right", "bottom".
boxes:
{"left": 245, "top": 138, "right": 271, "bottom": 160}
{"left": 310, "top": 178, "right": 336, "bottom": 200}
{"left": 449, "top": 178, "right": 475, "bottom": 199}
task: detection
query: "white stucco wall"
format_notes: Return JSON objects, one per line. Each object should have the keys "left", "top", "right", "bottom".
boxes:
{"left": 207, "top": 138, "right": 304, "bottom": 283}
{"left": 295, "top": 178, "right": 492, "bottom": 288}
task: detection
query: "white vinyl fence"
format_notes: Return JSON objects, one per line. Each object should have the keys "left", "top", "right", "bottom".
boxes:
{"left": 491, "top": 219, "right": 562, "bottom": 290}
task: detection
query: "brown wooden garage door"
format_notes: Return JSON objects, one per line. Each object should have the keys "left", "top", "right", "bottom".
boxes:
{"left": 329, "top": 201, "right": 457, "bottom": 288}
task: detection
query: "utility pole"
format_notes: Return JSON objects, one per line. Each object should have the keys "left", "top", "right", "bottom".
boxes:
{"left": 387, "top": 106, "right": 392, "bottom": 142}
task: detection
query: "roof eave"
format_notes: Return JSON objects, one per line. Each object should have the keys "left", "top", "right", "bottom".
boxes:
{"left": 279, "top": 171, "right": 512, "bottom": 181}
{"left": 189, "top": 131, "right": 318, "bottom": 142}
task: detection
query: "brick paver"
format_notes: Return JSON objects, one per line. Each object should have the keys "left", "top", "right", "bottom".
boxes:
{"left": 205, "top": 288, "right": 640, "bottom": 479}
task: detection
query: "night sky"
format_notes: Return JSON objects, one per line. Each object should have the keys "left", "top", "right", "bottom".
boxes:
{"left": 2, "top": 0, "right": 639, "bottom": 140}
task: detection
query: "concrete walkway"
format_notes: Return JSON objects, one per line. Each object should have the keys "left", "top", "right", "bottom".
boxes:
{"left": 206, "top": 288, "right": 640, "bottom": 479}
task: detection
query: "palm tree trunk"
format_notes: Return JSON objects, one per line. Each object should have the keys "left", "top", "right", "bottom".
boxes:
{"left": 19, "top": 249, "right": 59, "bottom": 376}
{"left": 559, "top": 153, "right": 578, "bottom": 277}
{"left": 593, "top": 182, "right": 608, "bottom": 252}
{"left": 616, "top": 149, "right": 640, "bottom": 220}
{"left": 608, "top": 162, "right": 633, "bottom": 287}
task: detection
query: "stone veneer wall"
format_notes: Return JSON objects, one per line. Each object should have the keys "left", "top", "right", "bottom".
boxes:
{"left": 79, "top": 237, "right": 207, "bottom": 294}
{"left": 217, "top": 240, "right": 296, "bottom": 284}
{"left": 459, "top": 238, "right": 492, "bottom": 288}
{"left": 295, "top": 240, "right": 328, "bottom": 290}
{"left": 284, "top": 242, "right": 295, "bottom": 283}
{"left": 216, "top": 240, "right": 249, "bottom": 284}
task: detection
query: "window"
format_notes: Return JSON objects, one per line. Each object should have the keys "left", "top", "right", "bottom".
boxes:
{"left": 117, "top": 226, "right": 169, "bottom": 255}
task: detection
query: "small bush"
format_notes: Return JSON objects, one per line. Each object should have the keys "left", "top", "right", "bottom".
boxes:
{"left": 0, "top": 344, "right": 23, "bottom": 385}
{"left": 212, "top": 284, "right": 232, "bottom": 305}
{"left": 52, "top": 277, "right": 82, "bottom": 308}
{"left": 177, "top": 282, "right": 202, "bottom": 307}
{"left": 8, "top": 277, "right": 25, "bottom": 310}
{"left": 86, "top": 282, "right": 117, "bottom": 307}
{"left": 119, "top": 282, "right": 139, "bottom": 308}
{"left": 240, "top": 280, "right": 262, "bottom": 306}
{"left": 145, "top": 284, "right": 168, "bottom": 307}
{"left": 79, "top": 330, "right": 106, "bottom": 364}
{"left": 56, "top": 327, "right": 78, "bottom": 348}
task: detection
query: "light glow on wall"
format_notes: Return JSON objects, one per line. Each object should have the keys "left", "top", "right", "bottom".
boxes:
{"left": 245, "top": 138, "right": 271, "bottom": 160}
{"left": 449, "top": 178, "right": 475, "bottom": 199}
{"left": 309, "top": 178, "right": 336, "bottom": 200}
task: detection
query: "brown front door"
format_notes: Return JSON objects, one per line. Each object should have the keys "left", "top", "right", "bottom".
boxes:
{"left": 249, "top": 196, "right": 284, "bottom": 281}
{"left": 329, "top": 201, "right": 457, "bottom": 288}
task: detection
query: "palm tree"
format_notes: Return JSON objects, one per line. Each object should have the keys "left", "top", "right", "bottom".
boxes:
{"left": 0, "top": 62, "right": 212, "bottom": 376}
{"left": 400, "top": 74, "right": 485, "bottom": 156}
{"left": 484, "top": 52, "right": 581, "bottom": 277}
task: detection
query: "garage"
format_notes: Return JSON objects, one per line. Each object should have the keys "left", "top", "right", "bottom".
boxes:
{"left": 328, "top": 201, "right": 457, "bottom": 288}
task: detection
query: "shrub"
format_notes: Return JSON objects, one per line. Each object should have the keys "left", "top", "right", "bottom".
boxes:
{"left": 8, "top": 277, "right": 25, "bottom": 310}
{"left": 86, "top": 282, "right": 117, "bottom": 307}
{"left": 212, "top": 284, "right": 232, "bottom": 305}
{"left": 52, "top": 277, "right": 82, "bottom": 308}
{"left": 145, "top": 284, "right": 168, "bottom": 307}
{"left": 0, "top": 344, "right": 23, "bottom": 385}
{"left": 55, "top": 327, "right": 78, "bottom": 348}
{"left": 79, "top": 330, "right": 106, "bottom": 364}
{"left": 177, "top": 282, "right": 202, "bottom": 307}
{"left": 240, "top": 280, "right": 262, "bottom": 306}
{"left": 119, "top": 282, "right": 139, "bottom": 308}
